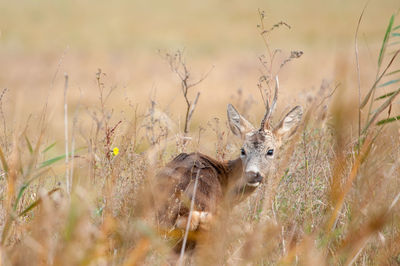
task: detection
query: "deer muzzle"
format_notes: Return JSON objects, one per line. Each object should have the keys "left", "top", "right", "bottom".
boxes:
{"left": 245, "top": 171, "right": 263, "bottom": 187}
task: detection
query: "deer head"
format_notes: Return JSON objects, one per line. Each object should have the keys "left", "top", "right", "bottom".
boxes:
{"left": 227, "top": 81, "right": 303, "bottom": 187}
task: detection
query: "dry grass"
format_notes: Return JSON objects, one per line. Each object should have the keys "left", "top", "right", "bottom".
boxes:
{"left": 1, "top": 1, "right": 400, "bottom": 265}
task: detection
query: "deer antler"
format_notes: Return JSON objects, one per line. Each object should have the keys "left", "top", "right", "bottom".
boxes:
{"left": 260, "top": 76, "right": 279, "bottom": 131}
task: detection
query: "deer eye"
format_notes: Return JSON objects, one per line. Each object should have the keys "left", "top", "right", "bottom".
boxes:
{"left": 266, "top": 149, "right": 274, "bottom": 157}
{"left": 240, "top": 148, "right": 246, "bottom": 156}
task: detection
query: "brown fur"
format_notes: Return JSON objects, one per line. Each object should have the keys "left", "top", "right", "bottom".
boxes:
{"left": 155, "top": 152, "right": 247, "bottom": 230}
{"left": 154, "top": 104, "right": 302, "bottom": 253}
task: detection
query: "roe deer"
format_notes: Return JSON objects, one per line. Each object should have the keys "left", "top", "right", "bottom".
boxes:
{"left": 155, "top": 83, "right": 302, "bottom": 250}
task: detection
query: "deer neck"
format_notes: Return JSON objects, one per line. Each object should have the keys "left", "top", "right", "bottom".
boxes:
{"left": 225, "top": 157, "right": 258, "bottom": 203}
{"left": 226, "top": 157, "right": 243, "bottom": 183}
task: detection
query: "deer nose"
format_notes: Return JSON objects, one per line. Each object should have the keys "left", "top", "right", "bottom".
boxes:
{"left": 246, "top": 171, "right": 263, "bottom": 186}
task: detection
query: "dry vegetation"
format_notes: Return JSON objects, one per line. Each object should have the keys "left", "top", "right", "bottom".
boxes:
{"left": 1, "top": 1, "right": 400, "bottom": 265}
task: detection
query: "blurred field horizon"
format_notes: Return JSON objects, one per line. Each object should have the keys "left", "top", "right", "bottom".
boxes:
{"left": 1, "top": 0, "right": 400, "bottom": 265}
{"left": 1, "top": 0, "right": 399, "bottom": 149}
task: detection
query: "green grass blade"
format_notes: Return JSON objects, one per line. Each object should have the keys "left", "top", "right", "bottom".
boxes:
{"left": 388, "top": 41, "right": 400, "bottom": 47}
{"left": 39, "top": 154, "right": 66, "bottom": 168}
{"left": 19, "top": 188, "right": 60, "bottom": 217}
{"left": 64, "top": 198, "right": 81, "bottom": 241}
{"left": 385, "top": 69, "right": 400, "bottom": 76}
{"left": 378, "top": 14, "right": 395, "bottom": 69}
{"left": 375, "top": 89, "right": 399, "bottom": 100}
{"left": 392, "top": 33, "right": 400, "bottom": 37}
{"left": 362, "top": 88, "right": 400, "bottom": 134}
{"left": 14, "top": 184, "right": 28, "bottom": 211}
{"left": 378, "top": 78, "right": 400, "bottom": 88}
{"left": 25, "top": 130, "right": 45, "bottom": 178}
{"left": 394, "top": 25, "right": 400, "bottom": 31}
{"left": 360, "top": 50, "right": 400, "bottom": 108}
{"left": 0, "top": 146, "right": 8, "bottom": 172}
{"left": 1, "top": 170, "right": 54, "bottom": 244}
{"left": 38, "top": 147, "right": 86, "bottom": 168}
{"left": 376, "top": 115, "right": 400, "bottom": 125}
{"left": 24, "top": 135, "right": 33, "bottom": 154}
{"left": 13, "top": 168, "right": 50, "bottom": 211}
{"left": 42, "top": 142, "right": 57, "bottom": 153}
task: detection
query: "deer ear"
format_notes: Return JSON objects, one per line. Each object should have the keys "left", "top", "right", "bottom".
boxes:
{"left": 227, "top": 104, "right": 255, "bottom": 138}
{"left": 274, "top": 106, "right": 303, "bottom": 141}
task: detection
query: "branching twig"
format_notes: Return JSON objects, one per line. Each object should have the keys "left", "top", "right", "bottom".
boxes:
{"left": 279, "top": 50, "right": 304, "bottom": 69}
{"left": 261, "top": 21, "right": 291, "bottom": 35}
{"left": 161, "top": 50, "right": 213, "bottom": 136}
{"left": 257, "top": 9, "right": 274, "bottom": 71}
{"left": 316, "top": 83, "right": 340, "bottom": 108}
{"left": 256, "top": 9, "right": 302, "bottom": 120}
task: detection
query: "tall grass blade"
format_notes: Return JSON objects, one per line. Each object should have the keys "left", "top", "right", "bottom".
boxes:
{"left": 385, "top": 69, "right": 400, "bottom": 76}
{"left": 42, "top": 142, "right": 57, "bottom": 153}
{"left": 360, "top": 50, "right": 400, "bottom": 108}
{"left": 26, "top": 129, "right": 45, "bottom": 177}
{"left": 13, "top": 168, "right": 50, "bottom": 211}
{"left": 376, "top": 115, "right": 400, "bottom": 125}
{"left": 18, "top": 188, "right": 60, "bottom": 217}
{"left": 374, "top": 89, "right": 399, "bottom": 100}
{"left": 377, "top": 78, "right": 400, "bottom": 88}
{"left": 362, "top": 88, "right": 400, "bottom": 134}
{"left": 14, "top": 184, "right": 28, "bottom": 211}
{"left": 355, "top": 4, "right": 367, "bottom": 141}
{"left": 64, "top": 198, "right": 80, "bottom": 241}
{"left": 24, "top": 135, "right": 33, "bottom": 154}
{"left": 0, "top": 145, "right": 8, "bottom": 172}
{"left": 39, "top": 154, "right": 67, "bottom": 168}
{"left": 326, "top": 136, "right": 372, "bottom": 232}
{"left": 388, "top": 41, "right": 400, "bottom": 47}
{"left": 378, "top": 14, "right": 395, "bottom": 69}
{"left": 38, "top": 147, "right": 85, "bottom": 168}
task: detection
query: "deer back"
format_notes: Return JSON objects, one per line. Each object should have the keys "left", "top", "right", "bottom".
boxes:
{"left": 155, "top": 152, "right": 231, "bottom": 228}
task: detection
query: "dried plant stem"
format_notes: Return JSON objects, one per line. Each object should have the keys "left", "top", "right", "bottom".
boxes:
{"left": 327, "top": 136, "right": 372, "bottom": 232}
{"left": 355, "top": 5, "right": 367, "bottom": 143}
{"left": 0, "top": 88, "right": 8, "bottom": 149}
{"left": 185, "top": 92, "right": 200, "bottom": 134}
{"left": 260, "top": 76, "right": 279, "bottom": 130}
{"left": 347, "top": 240, "right": 368, "bottom": 266}
{"left": 122, "top": 238, "right": 150, "bottom": 266}
{"left": 347, "top": 191, "right": 400, "bottom": 265}
{"left": 63, "top": 73, "right": 70, "bottom": 195}
{"left": 178, "top": 169, "right": 200, "bottom": 265}
{"left": 50, "top": 47, "right": 69, "bottom": 91}
{"left": 69, "top": 90, "right": 81, "bottom": 189}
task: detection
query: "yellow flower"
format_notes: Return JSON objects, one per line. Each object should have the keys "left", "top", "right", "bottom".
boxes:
{"left": 112, "top": 147, "right": 119, "bottom": 156}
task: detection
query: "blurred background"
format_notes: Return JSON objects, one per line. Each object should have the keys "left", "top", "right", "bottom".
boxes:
{"left": 1, "top": 1, "right": 400, "bottom": 264}
{"left": 0, "top": 0, "right": 399, "bottom": 153}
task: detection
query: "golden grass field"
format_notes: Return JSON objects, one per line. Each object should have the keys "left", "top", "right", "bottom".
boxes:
{"left": 1, "top": 0, "right": 400, "bottom": 265}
